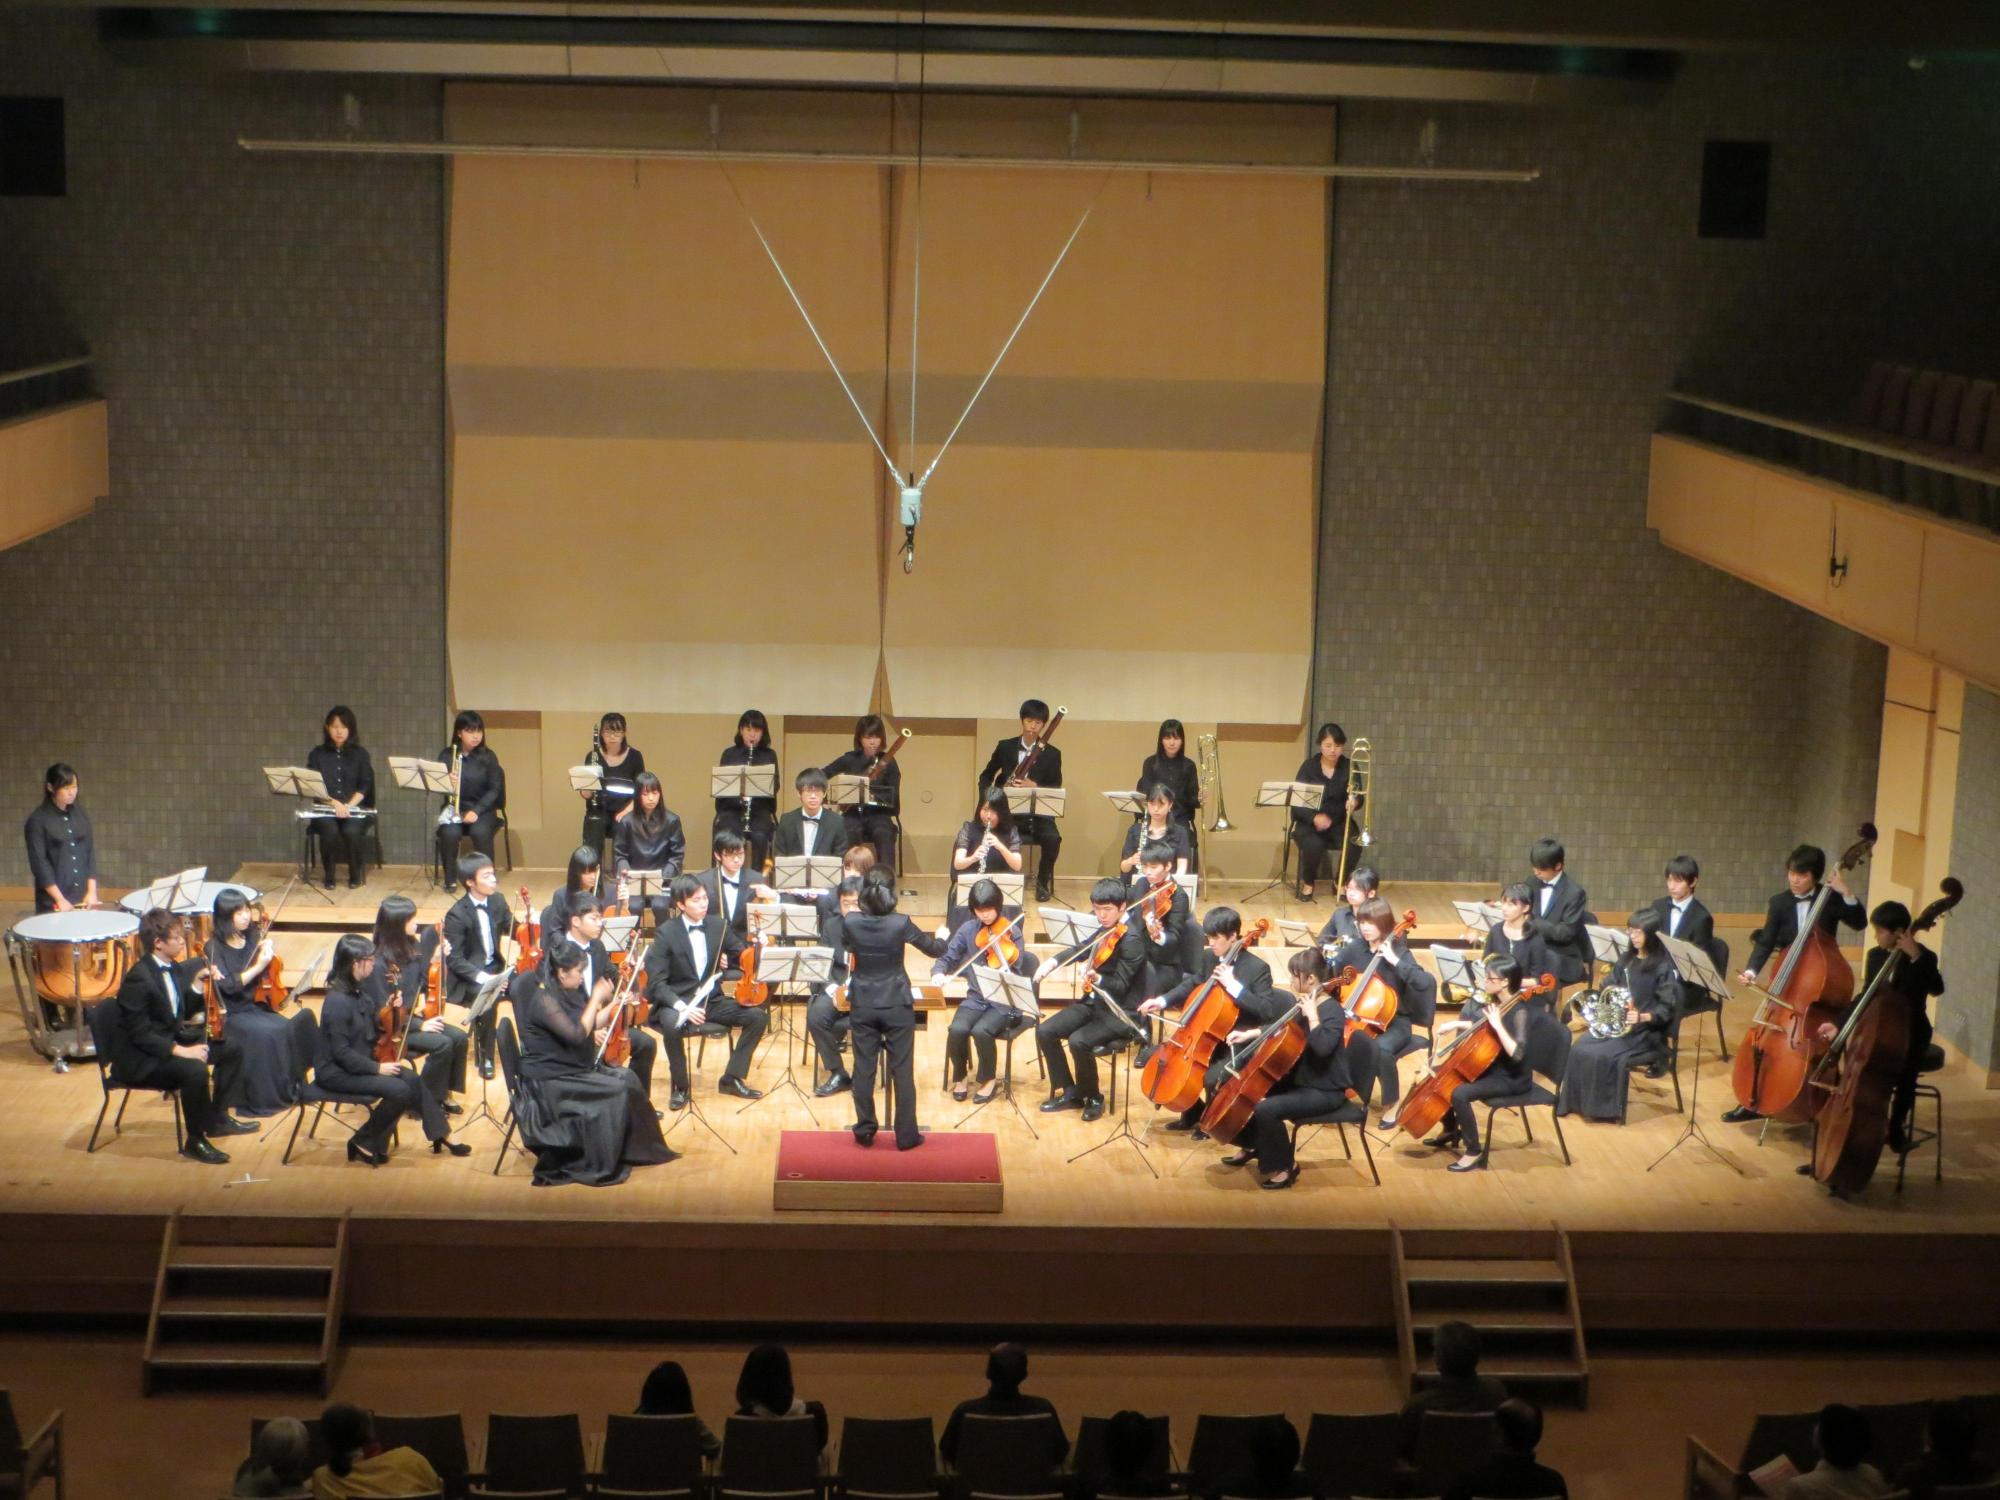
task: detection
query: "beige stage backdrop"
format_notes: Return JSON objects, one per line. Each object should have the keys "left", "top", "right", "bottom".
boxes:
{"left": 445, "top": 85, "right": 1328, "bottom": 875}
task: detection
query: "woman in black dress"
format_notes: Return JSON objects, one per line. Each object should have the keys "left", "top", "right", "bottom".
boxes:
{"left": 307, "top": 705, "right": 375, "bottom": 889}
{"left": 821, "top": 714, "right": 903, "bottom": 874}
{"left": 614, "top": 771, "right": 686, "bottom": 925}
{"left": 842, "top": 873, "right": 947, "bottom": 1149}
{"left": 1558, "top": 909, "right": 1682, "bottom": 1123}
{"left": 541, "top": 845, "right": 604, "bottom": 944}
{"left": 949, "top": 789, "right": 1025, "bottom": 930}
{"left": 1474, "top": 883, "right": 1556, "bottom": 1025}
{"left": 313, "top": 935, "right": 468, "bottom": 1165}
{"left": 364, "top": 895, "right": 469, "bottom": 1118}
{"left": 711, "top": 708, "right": 779, "bottom": 872}
{"left": 580, "top": 711, "right": 645, "bottom": 863}
{"left": 205, "top": 888, "right": 300, "bottom": 1119}
{"left": 1290, "top": 722, "right": 1362, "bottom": 903}
{"left": 516, "top": 939, "right": 676, "bottom": 1186}
{"left": 1138, "top": 719, "right": 1201, "bottom": 867}
{"left": 437, "top": 709, "right": 507, "bottom": 875}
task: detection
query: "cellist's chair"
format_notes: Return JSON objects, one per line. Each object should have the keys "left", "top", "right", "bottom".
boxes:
{"left": 1286, "top": 1031, "right": 1381, "bottom": 1186}
{"left": 1895, "top": 1042, "right": 1946, "bottom": 1190}
{"left": 1472, "top": 1012, "right": 1572, "bottom": 1169}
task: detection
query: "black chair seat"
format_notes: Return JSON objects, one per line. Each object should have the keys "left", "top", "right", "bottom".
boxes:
{"left": 1919, "top": 1043, "right": 1945, "bottom": 1072}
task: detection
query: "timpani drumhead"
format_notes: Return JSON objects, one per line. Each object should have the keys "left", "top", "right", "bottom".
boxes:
{"left": 11, "top": 910, "right": 141, "bottom": 1007}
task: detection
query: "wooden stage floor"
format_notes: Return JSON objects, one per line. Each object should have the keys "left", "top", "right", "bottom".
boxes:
{"left": 5, "top": 867, "right": 1997, "bottom": 1337}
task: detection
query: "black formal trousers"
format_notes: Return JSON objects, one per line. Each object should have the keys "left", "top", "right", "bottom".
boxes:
{"left": 1019, "top": 814, "right": 1061, "bottom": 887}
{"left": 1894, "top": 1003, "right": 1933, "bottom": 1136}
{"left": 844, "top": 810, "right": 899, "bottom": 874}
{"left": 309, "top": 814, "right": 370, "bottom": 883}
{"left": 658, "top": 998, "right": 768, "bottom": 1090}
{"left": 401, "top": 1020, "right": 470, "bottom": 1103}
{"left": 1037, "top": 1003, "right": 1133, "bottom": 1099}
{"left": 711, "top": 808, "right": 776, "bottom": 872}
{"left": 1291, "top": 818, "right": 1353, "bottom": 886}
{"left": 1248, "top": 1084, "right": 1349, "bottom": 1175}
{"left": 315, "top": 1064, "right": 439, "bottom": 1151}
{"left": 128, "top": 1053, "right": 220, "bottom": 1144}
{"left": 851, "top": 1006, "right": 919, "bottom": 1147}
{"left": 438, "top": 810, "right": 501, "bottom": 875}
{"left": 1372, "top": 1014, "right": 1416, "bottom": 1106}
{"left": 581, "top": 807, "right": 613, "bottom": 869}
{"left": 1448, "top": 1070, "right": 1530, "bottom": 1155}
{"left": 947, "top": 1006, "right": 1021, "bottom": 1083}
{"left": 807, "top": 995, "right": 851, "bottom": 1075}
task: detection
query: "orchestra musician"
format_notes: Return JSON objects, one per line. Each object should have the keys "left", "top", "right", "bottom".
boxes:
{"left": 579, "top": 711, "right": 644, "bottom": 862}
{"left": 643, "top": 872, "right": 767, "bottom": 1109}
{"left": 1314, "top": 865, "right": 1377, "bottom": 953}
{"left": 949, "top": 788, "right": 1024, "bottom": 930}
{"left": 305, "top": 706, "right": 374, "bottom": 889}
{"left": 1482, "top": 884, "right": 1555, "bottom": 994}
{"left": 1849, "top": 901, "right": 1945, "bottom": 1155}
{"left": 1137, "top": 719, "right": 1201, "bottom": 861}
{"left": 820, "top": 715, "right": 902, "bottom": 873}
{"left": 936, "top": 878, "right": 1040, "bottom": 1104}
{"left": 205, "top": 888, "right": 300, "bottom": 1119}
{"left": 1290, "top": 722, "right": 1362, "bottom": 904}
{"left": 1328, "top": 896, "right": 1437, "bottom": 1130}
{"left": 712, "top": 708, "right": 780, "bottom": 871}
{"left": 839, "top": 871, "right": 947, "bottom": 1149}
{"left": 1651, "top": 854, "right": 1716, "bottom": 950}
{"left": 1440, "top": 954, "right": 1534, "bottom": 1172}
{"left": 1526, "top": 839, "right": 1591, "bottom": 986}
{"left": 1219, "top": 947, "right": 1357, "bottom": 1191}
{"left": 979, "top": 699, "right": 1062, "bottom": 903}
{"left": 24, "top": 762, "right": 96, "bottom": 913}
{"left": 541, "top": 844, "right": 605, "bottom": 945}
{"left": 614, "top": 771, "right": 686, "bottom": 925}
{"left": 772, "top": 768, "right": 851, "bottom": 862}
{"left": 365, "top": 895, "right": 469, "bottom": 1115}
{"left": 807, "top": 874, "right": 867, "bottom": 1098}
{"left": 109, "top": 908, "right": 249, "bottom": 1163}
{"left": 1127, "top": 841, "right": 1191, "bottom": 1008}
{"left": 437, "top": 709, "right": 507, "bottom": 876}
{"left": 1144, "top": 906, "right": 1285, "bottom": 1135}
{"left": 1720, "top": 843, "right": 1867, "bottom": 1124}
{"left": 314, "top": 934, "right": 469, "bottom": 1164}
{"left": 441, "top": 853, "right": 515, "bottom": 1080}
{"left": 1038, "top": 878, "right": 1150, "bottom": 1122}
{"left": 1118, "top": 785, "right": 1191, "bottom": 877}
{"left": 542, "top": 892, "right": 658, "bottom": 1097}
{"left": 698, "top": 831, "right": 759, "bottom": 943}
{"left": 1556, "top": 909, "right": 1681, "bottom": 1123}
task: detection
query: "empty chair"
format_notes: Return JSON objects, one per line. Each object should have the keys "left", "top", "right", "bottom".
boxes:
{"left": 1861, "top": 1401, "right": 1936, "bottom": 1478}
{"left": 373, "top": 1414, "right": 471, "bottom": 1500}
{"left": 952, "top": 1414, "right": 1067, "bottom": 1499}
{"left": 596, "top": 1413, "right": 709, "bottom": 1500}
{"left": 1186, "top": 1416, "right": 1286, "bottom": 1500}
{"left": 1928, "top": 374, "right": 1969, "bottom": 447}
{"left": 1412, "top": 1410, "right": 1498, "bottom": 1499}
{"left": 1739, "top": 1410, "right": 1825, "bottom": 1478}
{"left": 1071, "top": 1413, "right": 1173, "bottom": 1498}
{"left": 720, "top": 1414, "right": 822, "bottom": 1500}
{"left": 1902, "top": 369, "right": 1941, "bottom": 441}
{"left": 1300, "top": 1413, "right": 1400, "bottom": 1500}
{"left": 1877, "top": 365, "right": 1915, "bottom": 434}
{"left": 476, "top": 1413, "right": 586, "bottom": 1499}
{"left": 835, "top": 1416, "right": 937, "bottom": 1500}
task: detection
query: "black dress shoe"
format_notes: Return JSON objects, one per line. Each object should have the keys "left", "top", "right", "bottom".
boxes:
{"left": 1081, "top": 1097, "right": 1105, "bottom": 1123}
{"left": 1220, "top": 1149, "right": 1254, "bottom": 1168}
{"left": 1040, "top": 1093, "right": 1083, "bottom": 1114}
{"left": 1424, "top": 1133, "right": 1462, "bottom": 1151}
{"left": 1720, "top": 1105, "right": 1761, "bottom": 1124}
{"left": 208, "top": 1114, "right": 258, "bottom": 1137}
{"left": 718, "top": 1077, "right": 762, "bottom": 1100}
{"left": 669, "top": 1089, "right": 689, "bottom": 1111}
{"left": 1261, "top": 1166, "right": 1301, "bottom": 1190}
{"left": 1887, "top": 1126, "right": 1912, "bottom": 1154}
{"left": 444, "top": 1101, "right": 463, "bottom": 1117}
{"left": 898, "top": 1135, "right": 926, "bottom": 1151}
{"left": 852, "top": 1126, "right": 878, "bottom": 1146}
{"left": 182, "top": 1140, "right": 229, "bottom": 1165}
{"left": 1643, "top": 1063, "right": 1669, "bottom": 1079}
{"left": 1165, "top": 1115, "right": 1200, "bottom": 1132}
{"left": 1447, "top": 1156, "right": 1486, "bottom": 1173}
{"left": 1035, "top": 882, "right": 1054, "bottom": 903}
{"left": 321, "top": 869, "right": 338, "bottom": 888}
{"left": 432, "top": 1138, "right": 473, "bottom": 1157}
{"left": 1795, "top": 1162, "right": 1814, "bottom": 1176}
{"left": 346, "top": 1140, "right": 385, "bottom": 1167}
{"left": 348, "top": 877, "right": 363, "bottom": 890}
{"left": 815, "top": 1072, "right": 852, "bottom": 1098}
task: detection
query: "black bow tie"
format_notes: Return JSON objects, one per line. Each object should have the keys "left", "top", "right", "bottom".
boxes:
{"left": 723, "top": 877, "right": 739, "bottom": 888}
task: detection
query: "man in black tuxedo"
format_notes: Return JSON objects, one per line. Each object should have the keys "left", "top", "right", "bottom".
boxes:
{"left": 979, "top": 698, "right": 1063, "bottom": 902}
{"left": 441, "top": 853, "right": 516, "bottom": 1078}
{"left": 110, "top": 908, "right": 254, "bottom": 1163}
{"left": 1649, "top": 853, "right": 1717, "bottom": 952}
{"left": 695, "top": 831, "right": 758, "bottom": 943}
{"left": 1526, "top": 839, "right": 1591, "bottom": 986}
{"left": 643, "top": 873, "right": 767, "bottom": 1109}
{"left": 771, "top": 769, "right": 851, "bottom": 863}
{"left": 1038, "top": 878, "right": 1148, "bottom": 1122}
{"left": 1143, "top": 905, "right": 1286, "bottom": 1132}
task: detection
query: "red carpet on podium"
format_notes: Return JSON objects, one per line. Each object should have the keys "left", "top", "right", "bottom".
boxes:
{"left": 773, "top": 1130, "right": 1004, "bottom": 1213}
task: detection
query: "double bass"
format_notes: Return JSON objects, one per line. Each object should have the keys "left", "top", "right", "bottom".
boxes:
{"left": 1340, "top": 908, "right": 1418, "bottom": 1041}
{"left": 1809, "top": 878, "right": 1963, "bottom": 1194}
{"left": 1730, "top": 824, "right": 1876, "bottom": 1123}
{"left": 1140, "top": 918, "right": 1272, "bottom": 1112}
{"left": 1393, "top": 972, "right": 1558, "bottom": 1142}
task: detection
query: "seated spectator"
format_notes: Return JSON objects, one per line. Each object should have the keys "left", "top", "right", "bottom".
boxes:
{"left": 1445, "top": 1398, "right": 1567, "bottom": 1500}
{"left": 1244, "top": 1415, "right": 1305, "bottom": 1499}
{"left": 640, "top": 1358, "right": 721, "bottom": 1460}
{"left": 1398, "top": 1320, "right": 1508, "bottom": 1456}
{"left": 233, "top": 1417, "right": 313, "bottom": 1498}
{"left": 734, "top": 1343, "right": 829, "bottom": 1453}
{"left": 1780, "top": 1404, "right": 1890, "bottom": 1500}
{"left": 1895, "top": 1398, "right": 1995, "bottom": 1500}
{"left": 311, "top": 1403, "right": 441, "bottom": 1500}
{"left": 939, "top": 1342, "right": 1069, "bottom": 1469}
{"left": 1095, "top": 1410, "right": 1159, "bottom": 1499}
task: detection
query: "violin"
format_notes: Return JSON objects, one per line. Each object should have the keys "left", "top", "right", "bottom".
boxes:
{"left": 1731, "top": 823, "right": 1877, "bottom": 1123}
{"left": 513, "top": 884, "right": 543, "bottom": 976}
{"left": 976, "top": 914, "right": 1022, "bottom": 971}
{"left": 1394, "top": 972, "right": 1557, "bottom": 1141}
{"left": 1810, "top": 877, "right": 1964, "bottom": 1194}
{"left": 1140, "top": 918, "right": 1272, "bottom": 1112}
{"left": 734, "top": 929, "right": 770, "bottom": 1007}
{"left": 421, "top": 924, "right": 445, "bottom": 1021}
{"left": 201, "top": 955, "right": 226, "bottom": 1043}
{"left": 599, "top": 951, "right": 650, "bottom": 1067}
{"left": 249, "top": 899, "right": 291, "bottom": 1011}
{"left": 1341, "top": 908, "right": 1418, "bottom": 1041}
{"left": 374, "top": 958, "right": 410, "bottom": 1065}
{"left": 833, "top": 950, "right": 855, "bottom": 1014}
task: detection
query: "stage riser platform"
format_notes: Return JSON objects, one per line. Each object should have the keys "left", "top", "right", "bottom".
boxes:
{"left": 5, "top": 1214, "right": 1995, "bottom": 1337}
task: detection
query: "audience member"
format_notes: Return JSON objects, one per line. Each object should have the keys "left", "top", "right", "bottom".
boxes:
{"left": 1094, "top": 1409, "right": 1161, "bottom": 1498}
{"left": 1398, "top": 1320, "right": 1509, "bottom": 1456}
{"left": 940, "top": 1342, "right": 1069, "bottom": 1469}
{"left": 735, "top": 1343, "right": 829, "bottom": 1452}
{"left": 232, "top": 1417, "right": 313, "bottom": 1498}
{"left": 639, "top": 1358, "right": 721, "bottom": 1460}
{"left": 1780, "top": 1404, "right": 1891, "bottom": 1500}
{"left": 1445, "top": 1398, "right": 1568, "bottom": 1500}
{"left": 1245, "top": 1414, "right": 1305, "bottom": 1499}
{"left": 311, "top": 1403, "right": 441, "bottom": 1500}
{"left": 1895, "top": 1398, "right": 1995, "bottom": 1500}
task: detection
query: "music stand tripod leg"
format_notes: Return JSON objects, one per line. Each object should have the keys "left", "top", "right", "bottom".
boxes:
{"left": 1646, "top": 1007, "right": 1743, "bottom": 1175}
{"left": 1065, "top": 1047, "right": 1158, "bottom": 1178}
{"left": 662, "top": 1072, "right": 738, "bottom": 1155}
{"left": 736, "top": 998, "right": 820, "bottom": 1127}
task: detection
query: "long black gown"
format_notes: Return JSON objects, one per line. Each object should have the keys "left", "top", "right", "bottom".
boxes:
{"left": 517, "top": 979, "right": 675, "bottom": 1187}
{"left": 207, "top": 935, "right": 303, "bottom": 1116}
{"left": 1556, "top": 953, "right": 1681, "bottom": 1121}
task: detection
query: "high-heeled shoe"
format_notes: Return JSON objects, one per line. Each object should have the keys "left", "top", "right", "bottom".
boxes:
{"left": 432, "top": 1138, "right": 472, "bottom": 1157}
{"left": 347, "top": 1140, "right": 385, "bottom": 1168}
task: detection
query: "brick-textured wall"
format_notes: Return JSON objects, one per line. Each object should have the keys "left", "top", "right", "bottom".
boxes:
{"left": 1944, "top": 686, "right": 2000, "bottom": 1075}
{"left": 1308, "top": 52, "right": 2000, "bottom": 913}
{"left": 0, "top": 11, "right": 446, "bottom": 885}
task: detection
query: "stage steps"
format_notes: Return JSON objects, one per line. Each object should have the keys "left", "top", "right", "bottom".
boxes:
{"left": 142, "top": 1210, "right": 348, "bottom": 1395}
{"left": 1392, "top": 1225, "right": 1590, "bottom": 1407}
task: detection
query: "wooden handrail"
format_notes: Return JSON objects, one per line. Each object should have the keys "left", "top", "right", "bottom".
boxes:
{"left": 1666, "top": 390, "right": 1998, "bottom": 488}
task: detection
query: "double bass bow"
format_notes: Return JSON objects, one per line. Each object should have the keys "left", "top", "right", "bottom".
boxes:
{"left": 1140, "top": 918, "right": 1272, "bottom": 1112}
{"left": 1808, "top": 877, "right": 1963, "bottom": 1194}
{"left": 1730, "top": 824, "right": 1877, "bottom": 1124}
{"left": 1393, "top": 971, "right": 1558, "bottom": 1143}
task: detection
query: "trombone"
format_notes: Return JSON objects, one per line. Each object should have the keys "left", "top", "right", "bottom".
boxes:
{"left": 1333, "top": 737, "right": 1373, "bottom": 892}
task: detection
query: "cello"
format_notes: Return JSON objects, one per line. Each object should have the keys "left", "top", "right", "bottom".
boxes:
{"left": 1140, "top": 917, "right": 1271, "bottom": 1112}
{"left": 1393, "top": 972, "right": 1558, "bottom": 1142}
{"left": 1809, "top": 878, "right": 1963, "bottom": 1194}
{"left": 1341, "top": 908, "right": 1417, "bottom": 1041}
{"left": 1198, "top": 990, "right": 1312, "bottom": 1146}
{"left": 1730, "top": 824, "right": 1876, "bottom": 1123}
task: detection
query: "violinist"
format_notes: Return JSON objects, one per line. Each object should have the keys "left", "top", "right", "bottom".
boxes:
{"left": 314, "top": 935, "right": 469, "bottom": 1164}
{"left": 807, "top": 875, "right": 867, "bottom": 1098}
{"left": 1128, "top": 842, "right": 1191, "bottom": 1006}
{"left": 1219, "top": 948, "right": 1356, "bottom": 1190}
{"left": 839, "top": 871, "right": 948, "bottom": 1149}
{"left": 517, "top": 939, "right": 677, "bottom": 1186}
{"left": 1481, "top": 883, "right": 1555, "bottom": 996}
{"left": 366, "top": 894, "right": 469, "bottom": 1111}
{"left": 979, "top": 699, "right": 1062, "bottom": 903}
{"left": 1650, "top": 854, "right": 1716, "bottom": 949}
{"left": 1526, "top": 839, "right": 1591, "bottom": 986}
{"left": 1145, "top": 906, "right": 1284, "bottom": 1134}
{"left": 936, "top": 878, "right": 1041, "bottom": 1104}
{"left": 614, "top": 771, "right": 686, "bottom": 924}
{"left": 1118, "top": 786, "right": 1190, "bottom": 877}
{"left": 306, "top": 706, "right": 374, "bottom": 889}
{"left": 1721, "top": 844, "right": 1867, "bottom": 1124}
{"left": 441, "top": 853, "right": 515, "bottom": 1080}
{"left": 580, "top": 711, "right": 645, "bottom": 861}
{"left": 773, "top": 768, "right": 851, "bottom": 861}
{"left": 1439, "top": 954, "right": 1534, "bottom": 1173}
{"left": 205, "top": 888, "right": 299, "bottom": 1119}
{"left": 24, "top": 761, "right": 96, "bottom": 913}
{"left": 642, "top": 873, "right": 765, "bottom": 1110}
{"left": 712, "top": 708, "right": 780, "bottom": 871}
{"left": 109, "top": 908, "right": 246, "bottom": 1164}
{"left": 1330, "top": 896, "right": 1437, "bottom": 1129}
{"left": 820, "top": 715, "right": 901, "bottom": 872}
{"left": 950, "top": 789, "right": 1024, "bottom": 929}
{"left": 1854, "top": 901, "right": 1945, "bottom": 1155}
{"left": 541, "top": 844, "right": 605, "bottom": 944}
{"left": 698, "top": 831, "right": 758, "bottom": 943}
{"left": 1138, "top": 719, "right": 1201, "bottom": 855}
{"left": 1314, "top": 866, "right": 1377, "bottom": 955}
{"left": 1556, "top": 909, "right": 1681, "bottom": 1124}
{"left": 437, "top": 709, "right": 507, "bottom": 876}
{"left": 1037, "top": 878, "right": 1149, "bottom": 1122}
{"left": 544, "top": 893, "right": 658, "bottom": 1097}
{"left": 1290, "top": 722, "right": 1361, "bottom": 903}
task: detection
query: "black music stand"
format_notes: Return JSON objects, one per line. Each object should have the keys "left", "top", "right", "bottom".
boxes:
{"left": 735, "top": 945, "right": 830, "bottom": 1123}
{"left": 454, "top": 973, "right": 512, "bottom": 1138}
{"left": 954, "top": 966, "right": 1042, "bottom": 1140}
{"left": 1242, "top": 780, "right": 1322, "bottom": 904}
{"left": 1065, "top": 990, "right": 1156, "bottom": 1178}
{"left": 661, "top": 979, "right": 739, "bottom": 1156}
{"left": 1649, "top": 936, "right": 1742, "bottom": 1175}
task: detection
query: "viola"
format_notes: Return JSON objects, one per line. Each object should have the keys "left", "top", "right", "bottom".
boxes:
{"left": 735, "top": 931, "right": 770, "bottom": 1007}
{"left": 374, "top": 958, "right": 409, "bottom": 1066}
{"left": 1810, "top": 877, "right": 1963, "bottom": 1194}
{"left": 600, "top": 952, "right": 649, "bottom": 1067}
{"left": 1140, "top": 918, "right": 1272, "bottom": 1113}
{"left": 1393, "top": 972, "right": 1558, "bottom": 1142}
{"left": 1085, "top": 916, "right": 1128, "bottom": 991}
{"left": 201, "top": 957, "right": 226, "bottom": 1044}
{"left": 513, "top": 884, "right": 543, "bottom": 976}
{"left": 1341, "top": 908, "right": 1418, "bottom": 1041}
{"left": 1730, "top": 823, "right": 1877, "bottom": 1123}
{"left": 248, "top": 880, "right": 299, "bottom": 1011}
{"left": 421, "top": 924, "right": 445, "bottom": 1021}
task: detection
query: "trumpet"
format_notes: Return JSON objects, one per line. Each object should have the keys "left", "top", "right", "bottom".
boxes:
{"left": 1333, "top": 737, "right": 1373, "bottom": 891}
